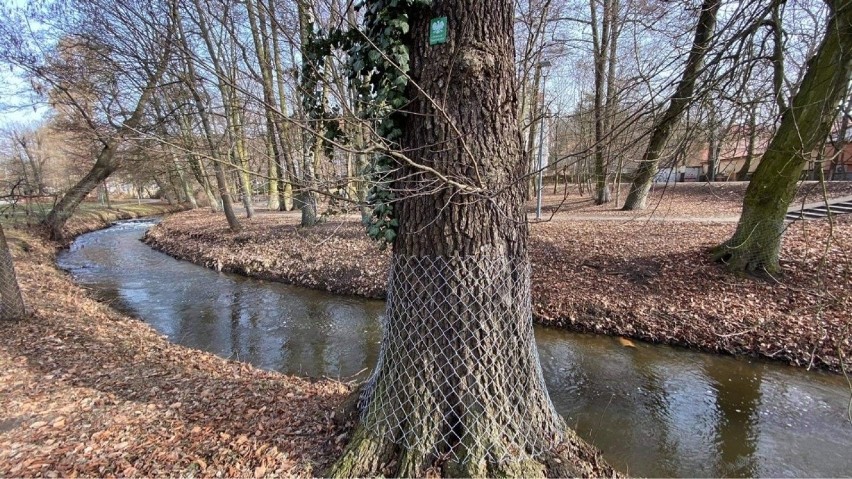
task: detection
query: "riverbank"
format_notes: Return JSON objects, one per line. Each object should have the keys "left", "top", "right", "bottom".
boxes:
{"left": 0, "top": 210, "right": 350, "bottom": 476}
{"left": 146, "top": 206, "right": 852, "bottom": 372}
{"left": 0, "top": 200, "right": 190, "bottom": 244}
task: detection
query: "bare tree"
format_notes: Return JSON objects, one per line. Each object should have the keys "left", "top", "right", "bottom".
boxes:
{"left": 714, "top": 0, "right": 852, "bottom": 275}
{"left": 622, "top": 0, "right": 720, "bottom": 210}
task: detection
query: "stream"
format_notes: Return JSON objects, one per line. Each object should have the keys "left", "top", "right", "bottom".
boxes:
{"left": 57, "top": 219, "right": 852, "bottom": 477}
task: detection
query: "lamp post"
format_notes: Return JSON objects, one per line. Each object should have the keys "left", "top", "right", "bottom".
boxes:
{"left": 535, "top": 60, "right": 551, "bottom": 220}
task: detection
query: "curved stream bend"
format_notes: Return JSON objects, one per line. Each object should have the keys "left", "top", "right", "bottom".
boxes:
{"left": 57, "top": 219, "right": 852, "bottom": 478}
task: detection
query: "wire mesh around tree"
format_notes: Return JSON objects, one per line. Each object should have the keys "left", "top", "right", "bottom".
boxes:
{"left": 359, "top": 254, "right": 566, "bottom": 464}
{"left": 0, "top": 224, "right": 26, "bottom": 321}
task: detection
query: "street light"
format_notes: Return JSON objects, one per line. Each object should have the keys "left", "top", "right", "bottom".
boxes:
{"left": 535, "top": 60, "right": 551, "bottom": 220}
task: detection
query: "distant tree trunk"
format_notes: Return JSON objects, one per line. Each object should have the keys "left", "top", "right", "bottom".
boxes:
{"left": 736, "top": 105, "right": 759, "bottom": 181}
{"left": 246, "top": 0, "right": 285, "bottom": 212}
{"left": 227, "top": 86, "right": 255, "bottom": 218}
{"left": 41, "top": 8, "right": 173, "bottom": 239}
{"left": 176, "top": 112, "right": 221, "bottom": 211}
{"left": 42, "top": 141, "right": 116, "bottom": 239}
{"left": 194, "top": 0, "right": 254, "bottom": 219}
{"left": 173, "top": 157, "right": 198, "bottom": 209}
{"left": 0, "top": 224, "right": 25, "bottom": 321}
{"left": 526, "top": 62, "right": 543, "bottom": 196}
{"left": 330, "top": 1, "right": 611, "bottom": 476}
{"left": 706, "top": 108, "right": 720, "bottom": 182}
{"left": 297, "top": 0, "right": 321, "bottom": 226}
{"left": 153, "top": 175, "right": 175, "bottom": 204}
{"left": 713, "top": 1, "right": 852, "bottom": 275}
{"left": 622, "top": 0, "right": 720, "bottom": 210}
{"left": 829, "top": 96, "right": 852, "bottom": 180}
{"left": 269, "top": 0, "right": 296, "bottom": 211}
{"left": 603, "top": 0, "right": 621, "bottom": 202}
{"left": 590, "top": 0, "right": 612, "bottom": 204}
{"left": 707, "top": 133, "right": 719, "bottom": 181}
{"left": 176, "top": 13, "right": 241, "bottom": 232}
{"left": 770, "top": 0, "right": 787, "bottom": 113}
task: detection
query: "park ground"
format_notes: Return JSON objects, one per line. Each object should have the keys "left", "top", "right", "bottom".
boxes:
{"left": 1, "top": 183, "right": 851, "bottom": 476}
{"left": 145, "top": 182, "right": 852, "bottom": 372}
{"left": 0, "top": 202, "right": 351, "bottom": 476}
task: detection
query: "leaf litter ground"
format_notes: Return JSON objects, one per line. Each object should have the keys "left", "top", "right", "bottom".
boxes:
{"left": 0, "top": 222, "right": 349, "bottom": 476}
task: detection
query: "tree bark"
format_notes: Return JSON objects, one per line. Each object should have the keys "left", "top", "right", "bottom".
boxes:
{"left": 176, "top": 111, "right": 221, "bottom": 211}
{"left": 296, "top": 0, "right": 321, "bottom": 226}
{"left": 622, "top": 0, "right": 720, "bottom": 210}
{"left": 329, "top": 1, "right": 612, "bottom": 476}
{"left": 0, "top": 224, "right": 26, "bottom": 321}
{"left": 269, "top": 0, "right": 296, "bottom": 211}
{"left": 713, "top": 0, "right": 852, "bottom": 275}
{"left": 227, "top": 85, "right": 255, "bottom": 218}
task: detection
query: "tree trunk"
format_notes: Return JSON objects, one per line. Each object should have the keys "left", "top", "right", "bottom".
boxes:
{"left": 297, "top": 0, "right": 321, "bottom": 226}
{"left": 0, "top": 224, "right": 26, "bottom": 321}
{"left": 41, "top": 5, "right": 173, "bottom": 239}
{"left": 830, "top": 96, "right": 852, "bottom": 180}
{"left": 329, "top": 1, "right": 612, "bottom": 476}
{"left": 177, "top": 113, "right": 221, "bottom": 211}
{"left": 736, "top": 104, "right": 758, "bottom": 181}
{"left": 43, "top": 142, "right": 118, "bottom": 239}
{"left": 176, "top": 11, "right": 241, "bottom": 231}
{"left": 173, "top": 156, "right": 198, "bottom": 209}
{"left": 603, "top": 0, "right": 621, "bottom": 203}
{"left": 228, "top": 87, "right": 255, "bottom": 218}
{"left": 713, "top": 1, "right": 852, "bottom": 275}
{"left": 269, "top": 0, "right": 296, "bottom": 212}
{"left": 706, "top": 103, "right": 720, "bottom": 182}
{"left": 153, "top": 175, "right": 175, "bottom": 204}
{"left": 590, "top": 0, "right": 611, "bottom": 205}
{"left": 622, "top": 0, "right": 720, "bottom": 210}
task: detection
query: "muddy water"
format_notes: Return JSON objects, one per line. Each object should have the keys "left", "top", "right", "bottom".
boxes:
{"left": 57, "top": 219, "right": 852, "bottom": 477}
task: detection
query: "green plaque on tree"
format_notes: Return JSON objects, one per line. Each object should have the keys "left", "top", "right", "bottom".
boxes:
{"left": 429, "top": 17, "right": 448, "bottom": 45}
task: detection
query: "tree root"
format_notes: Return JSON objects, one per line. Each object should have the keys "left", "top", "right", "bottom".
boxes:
{"left": 710, "top": 240, "right": 781, "bottom": 279}
{"left": 327, "top": 422, "right": 618, "bottom": 478}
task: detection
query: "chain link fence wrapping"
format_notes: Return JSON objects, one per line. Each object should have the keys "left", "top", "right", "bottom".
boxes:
{"left": 0, "top": 224, "right": 26, "bottom": 320}
{"left": 359, "top": 254, "right": 565, "bottom": 463}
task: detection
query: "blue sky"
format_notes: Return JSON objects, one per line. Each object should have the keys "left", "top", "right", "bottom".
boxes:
{"left": 0, "top": 0, "right": 49, "bottom": 129}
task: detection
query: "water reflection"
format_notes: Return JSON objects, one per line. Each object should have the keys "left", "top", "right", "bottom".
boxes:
{"left": 58, "top": 220, "right": 852, "bottom": 478}
{"left": 709, "top": 361, "right": 761, "bottom": 477}
{"left": 57, "top": 220, "right": 384, "bottom": 378}
{"left": 534, "top": 328, "right": 852, "bottom": 478}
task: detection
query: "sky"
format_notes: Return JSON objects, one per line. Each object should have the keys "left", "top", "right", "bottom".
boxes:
{"left": 0, "top": 0, "right": 49, "bottom": 129}
{"left": 0, "top": 68, "right": 48, "bottom": 129}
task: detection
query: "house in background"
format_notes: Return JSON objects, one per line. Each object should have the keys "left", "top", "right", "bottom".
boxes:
{"left": 683, "top": 125, "right": 852, "bottom": 182}
{"left": 676, "top": 125, "right": 769, "bottom": 182}
{"left": 820, "top": 142, "right": 852, "bottom": 180}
